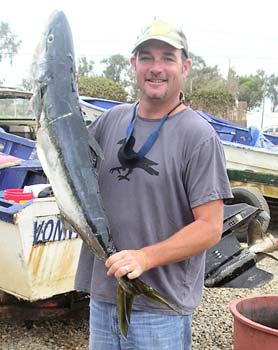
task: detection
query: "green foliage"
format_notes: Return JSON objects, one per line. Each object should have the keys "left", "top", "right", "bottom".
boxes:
{"left": 183, "top": 55, "right": 234, "bottom": 116}
{"left": 266, "top": 74, "right": 278, "bottom": 112}
{"left": 78, "top": 76, "right": 128, "bottom": 102}
{"left": 184, "top": 87, "right": 235, "bottom": 117}
{"left": 185, "top": 65, "right": 225, "bottom": 92}
{"left": 189, "top": 52, "right": 206, "bottom": 70}
{"left": 238, "top": 70, "right": 266, "bottom": 110}
{"left": 0, "top": 22, "right": 21, "bottom": 63}
{"left": 101, "top": 54, "right": 130, "bottom": 86}
{"left": 17, "top": 48, "right": 275, "bottom": 116}
{"left": 226, "top": 67, "right": 239, "bottom": 98}
{"left": 126, "top": 68, "right": 138, "bottom": 102}
{"left": 100, "top": 54, "right": 137, "bottom": 101}
{"left": 78, "top": 56, "right": 95, "bottom": 77}
{"left": 185, "top": 53, "right": 225, "bottom": 93}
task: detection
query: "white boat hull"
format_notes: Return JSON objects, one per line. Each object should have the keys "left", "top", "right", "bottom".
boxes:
{"left": 223, "top": 141, "right": 278, "bottom": 199}
{"left": 0, "top": 197, "right": 82, "bottom": 301}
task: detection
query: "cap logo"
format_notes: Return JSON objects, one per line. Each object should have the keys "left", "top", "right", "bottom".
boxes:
{"left": 148, "top": 21, "right": 172, "bottom": 36}
{"left": 132, "top": 20, "right": 188, "bottom": 56}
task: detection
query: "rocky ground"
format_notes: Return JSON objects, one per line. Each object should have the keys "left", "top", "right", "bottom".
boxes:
{"left": 1, "top": 252, "right": 277, "bottom": 350}
{"left": 192, "top": 254, "right": 278, "bottom": 349}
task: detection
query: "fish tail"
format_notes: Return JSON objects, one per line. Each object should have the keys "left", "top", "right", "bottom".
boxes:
{"left": 117, "top": 284, "right": 134, "bottom": 338}
{"left": 117, "top": 278, "right": 182, "bottom": 338}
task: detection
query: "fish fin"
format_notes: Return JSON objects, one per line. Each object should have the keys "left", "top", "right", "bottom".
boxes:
{"left": 131, "top": 278, "right": 182, "bottom": 313}
{"left": 60, "top": 214, "right": 73, "bottom": 238}
{"left": 30, "top": 88, "right": 43, "bottom": 124}
{"left": 117, "top": 284, "right": 134, "bottom": 338}
{"left": 117, "top": 277, "right": 182, "bottom": 337}
{"left": 88, "top": 134, "right": 104, "bottom": 160}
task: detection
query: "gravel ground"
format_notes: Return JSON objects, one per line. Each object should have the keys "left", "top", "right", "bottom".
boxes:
{"left": 1, "top": 252, "right": 277, "bottom": 350}
{"left": 192, "top": 252, "right": 278, "bottom": 349}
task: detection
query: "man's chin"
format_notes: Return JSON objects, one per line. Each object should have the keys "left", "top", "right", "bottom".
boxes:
{"left": 144, "top": 91, "right": 167, "bottom": 100}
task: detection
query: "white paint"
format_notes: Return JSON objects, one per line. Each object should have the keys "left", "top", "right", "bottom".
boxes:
{"left": 0, "top": 198, "right": 82, "bottom": 301}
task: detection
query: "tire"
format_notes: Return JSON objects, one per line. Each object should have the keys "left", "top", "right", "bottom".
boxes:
{"left": 0, "top": 290, "right": 12, "bottom": 304}
{"left": 225, "top": 186, "right": 270, "bottom": 242}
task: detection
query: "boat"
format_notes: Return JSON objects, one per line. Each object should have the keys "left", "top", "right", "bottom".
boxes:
{"left": 0, "top": 90, "right": 118, "bottom": 306}
{"left": 194, "top": 111, "right": 278, "bottom": 226}
{"left": 0, "top": 91, "right": 276, "bottom": 320}
{"left": 79, "top": 96, "right": 123, "bottom": 124}
{"left": 0, "top": 131, "right": 275, "bottom": 296}
{"left": 0, "top": 131, "right": 83, "bottom": 303}
{"left": 0, "top": 196, "right": 82, "bottom": 302}
{"left": 78, "top": 97, "right": 278, "bottom": 188}
{"left": 222, "top": 141, "right": 278, "bottom": 199}
{"left": 196, "top": 110, "right": 278, "bottom": 146}
{"left": 0, "top": 88, "right": 106, "bottom": 137}
{"left": 78, "top": 97, "right": 278, "bottom": 227}
{"left": 78, "top": 96, "right": 278, "bottom": 145}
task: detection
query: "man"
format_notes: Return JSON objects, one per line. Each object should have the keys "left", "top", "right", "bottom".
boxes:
{"left": 75, "top": 20, "right": 233, "bottom": 350}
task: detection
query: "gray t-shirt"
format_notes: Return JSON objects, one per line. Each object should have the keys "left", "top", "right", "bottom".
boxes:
{"left": 75, "top": 103, "right": 233, "bottom": 315}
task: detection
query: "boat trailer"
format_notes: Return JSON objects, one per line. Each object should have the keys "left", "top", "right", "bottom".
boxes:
{"left": 0, "top": 291, "right": 89, "bottom": 324}
{"left": 0, "top": 202, "right": 277, "bottom": 321}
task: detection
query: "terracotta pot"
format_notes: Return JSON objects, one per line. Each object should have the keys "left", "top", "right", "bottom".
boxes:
{"left": 230, "top": 295, "right": 278, "bottom": 350}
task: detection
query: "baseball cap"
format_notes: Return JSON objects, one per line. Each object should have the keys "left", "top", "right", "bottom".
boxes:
{"left": 132, "top": 20, "right": 189, "bottom": 57}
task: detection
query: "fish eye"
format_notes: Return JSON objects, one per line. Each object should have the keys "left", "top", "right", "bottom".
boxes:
{"left": 47, "top": 34, "right": 54, "bottom": 43}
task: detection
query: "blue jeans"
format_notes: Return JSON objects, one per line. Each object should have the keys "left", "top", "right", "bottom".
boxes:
{"left": 89, "top": 299, "right": 192, "bottom": 350}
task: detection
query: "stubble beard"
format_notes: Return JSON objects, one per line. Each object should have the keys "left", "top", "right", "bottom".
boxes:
{"left": 140, "top": 87, "right": 168, "bottom": 102}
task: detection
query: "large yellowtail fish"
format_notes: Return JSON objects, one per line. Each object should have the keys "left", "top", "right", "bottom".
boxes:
{"left": 30, "top": 10, "right": 181, "bottom": 337}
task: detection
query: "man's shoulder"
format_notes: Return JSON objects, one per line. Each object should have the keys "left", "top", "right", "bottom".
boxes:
{"left": 95, "top": 102, "right": 133, "bottom": 125}
{"left": 176, "top": 107, "right": 217, "bottom": 137}
{"left": 88, "top": 103, "right": 133, "bottom": 136}
{"left": 105, "top": 102, "right": 133, "bottom": 116}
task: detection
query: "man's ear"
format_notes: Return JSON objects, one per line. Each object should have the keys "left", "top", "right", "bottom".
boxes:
{"left": 182, "top": 58, "right": 192, "bottom": 79}
{"left": 130, "top": 55, "right": 137, "bottom": 72}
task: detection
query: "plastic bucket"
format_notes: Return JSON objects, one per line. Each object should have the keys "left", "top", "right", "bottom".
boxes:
{"left": 230, "top": 295, "right": 278, "bottom": 350}
{"left": 4, "top": 188, "right": 34, "bottom": 204}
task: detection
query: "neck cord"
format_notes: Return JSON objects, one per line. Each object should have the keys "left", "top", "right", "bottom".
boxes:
{"left": 122, "top": 98, "right": 184, "bottom": 161}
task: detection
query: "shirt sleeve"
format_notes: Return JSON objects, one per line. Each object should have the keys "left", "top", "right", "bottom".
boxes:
{"left": 87, "top": 111, "right": 107, "bottom": 140}
{"left": 184, "top": 135, "right": 233, "bottom": 208}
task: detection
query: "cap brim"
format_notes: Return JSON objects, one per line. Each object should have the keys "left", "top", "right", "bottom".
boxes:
{"left": 132, "top": 36, "right": 183, "bottom": 53}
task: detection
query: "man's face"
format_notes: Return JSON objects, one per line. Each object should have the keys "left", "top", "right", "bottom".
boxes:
{"left": 130, "top": 40, "right": 191, "bottom": 102}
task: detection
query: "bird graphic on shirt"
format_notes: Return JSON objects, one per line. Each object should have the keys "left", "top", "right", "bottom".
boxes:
{"left": 110, "top": 136, "right": 159, "bottom": 181}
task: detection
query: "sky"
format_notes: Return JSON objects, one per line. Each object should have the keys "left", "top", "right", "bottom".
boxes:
{"left": 1, "top": 0, "right": 278, "bottom": 88}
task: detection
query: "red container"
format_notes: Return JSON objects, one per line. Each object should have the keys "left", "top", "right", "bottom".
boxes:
{"left": 230, "top": 295, "right": 278, "bottom": 350}
{"left": 4, "top": 188, "right": 34, "bottom": 203}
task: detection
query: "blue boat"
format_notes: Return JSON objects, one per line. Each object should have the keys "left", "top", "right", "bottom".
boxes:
{"left": 79, "top": 96, "right": 123, "bottom": 124}
{"left": 79, "top": 96, "right": 278, "bottom": 147}
{"left": 0, "top": 91, "right": 276, "bottom": 307}
{"left": 196, "top": 110, "right": 278, "bottom": 147}
{"left": 79, "top": 96, "right": 122, "bottom": 111}
{"left": 78, "top": 96, "right": 278, "bottom": 203}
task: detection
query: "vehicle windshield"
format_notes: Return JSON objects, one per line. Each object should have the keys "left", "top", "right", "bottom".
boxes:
{"left": 0, "top": 89, "right": 104, "bottom": 138}
{"left": 0, "top": 97, "right": 33, "bottom": 120}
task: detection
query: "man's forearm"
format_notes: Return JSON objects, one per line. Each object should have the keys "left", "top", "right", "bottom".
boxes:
{"left": 141, "top": 217, "right": 222, "bottom": 270}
